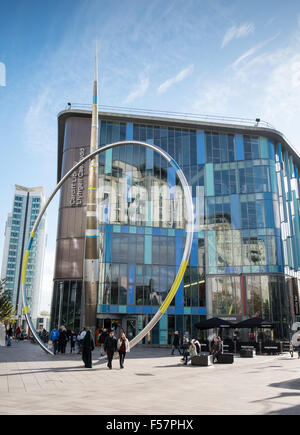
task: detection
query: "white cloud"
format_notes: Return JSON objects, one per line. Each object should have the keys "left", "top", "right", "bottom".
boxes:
{"left": 231, "top": 33, "right": 280, "bottom": 70}
{"left": 221, "top": 23, "right": 255, "bottom": 48}
{"left": 157, "top": 64, "right": 194, "bottom": 95}
{"left": 123, "top": 77, "right": 149, "bottom": 104}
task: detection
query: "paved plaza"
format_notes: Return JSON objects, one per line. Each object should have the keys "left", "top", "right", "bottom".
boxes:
{"left": 0, "top": 340, "right": 300, "bottom": 415}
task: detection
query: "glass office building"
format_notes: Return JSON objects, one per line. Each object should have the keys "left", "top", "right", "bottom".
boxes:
{"left": 51, "top": 110, "right": 300, "bottom": 343}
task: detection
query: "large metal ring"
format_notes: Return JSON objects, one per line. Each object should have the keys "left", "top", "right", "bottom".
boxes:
{"left": 21, "top": 141, "right": 194, "bottom": 355}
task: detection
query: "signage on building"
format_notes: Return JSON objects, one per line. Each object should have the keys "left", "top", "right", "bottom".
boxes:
{"left": 70, "top": 147, "right": 85, "bottom": 206}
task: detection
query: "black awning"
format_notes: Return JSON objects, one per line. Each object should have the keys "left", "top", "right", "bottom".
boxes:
{"left": 235, "top": 317, "right": 274, "bottom": 329}
{"left": 195, "top": 317, "right": 236, "bottom": 330}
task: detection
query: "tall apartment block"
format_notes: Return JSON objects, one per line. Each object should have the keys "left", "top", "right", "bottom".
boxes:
{"left": 1, "top": 185, "right": 47, "bottom": 325}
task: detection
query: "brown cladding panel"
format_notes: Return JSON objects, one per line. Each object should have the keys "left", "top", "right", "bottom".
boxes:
{"left": 54, "top": 116, "right": 91, "bottom": 280}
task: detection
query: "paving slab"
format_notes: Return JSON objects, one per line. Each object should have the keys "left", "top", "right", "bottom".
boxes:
{"left": 0, "top": 340, "right": 300, "bottom": 415}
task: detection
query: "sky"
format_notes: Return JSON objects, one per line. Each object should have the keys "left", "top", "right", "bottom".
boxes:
{"left": 1, "top": 0, "right": 300, "bottom": 311}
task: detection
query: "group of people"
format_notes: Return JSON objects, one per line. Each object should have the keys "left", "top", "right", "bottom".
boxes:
{"left": 171, "top": 331, "right": 223, "bottom": 365}
{"left": 98, "top": 328, "right": 130, "bottom": 370}
{"left": 49, "top": 325, "right": 131, "bottom": 370}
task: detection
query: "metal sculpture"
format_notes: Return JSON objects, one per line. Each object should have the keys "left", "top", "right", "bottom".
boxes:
{"left": 20, "top": 140, "right": 194, "bottom": 355}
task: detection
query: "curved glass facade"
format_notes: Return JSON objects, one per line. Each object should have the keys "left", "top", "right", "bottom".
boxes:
{"left": 51, "top": 112, "right": 300, "bottom": 342}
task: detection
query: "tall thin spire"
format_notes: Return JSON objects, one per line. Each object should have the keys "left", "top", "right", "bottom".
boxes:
{"left": 83, "top": 42, "right": 99, "bottom": 332}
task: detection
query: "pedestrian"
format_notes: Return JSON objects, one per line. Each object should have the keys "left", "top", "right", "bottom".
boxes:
{"left": 6, "top": 325, "right": 13, "bottom": 346}
{"left": 15, "top": 326, "right": 21, "bottom": 341}
{"left": 289, "top": 341, "right": 294, "bottom": 358}
{"left": 117, "top": 332, "right": 130, "bottom": 369}
{"left": 182, "top": 337, "right": 190, "bottom": 365}
{"left": 70, "top": 330, "right": 77, "bottom": 353}
{"left": 98, "top": 328, "right": 108, "bottom": 356}
{"left": 188, "top": 340, "right": 198, "bottom": 363}
{"left": 58, "top": 325, "right": 68, "bottom": 354}
{"left": 104, "top": 330, "right": 117, "bottom": 370}
{"left": 211, "top": 336, "right": 223, "bottom": 363}
{"left": 76, "top": 331, "right": 81, "bottom": 353}
{"left": 81, "top": 330, "right": 95, "bottom": 368}
{"left": 41, "top": 328, "right": 49, "bottom": 343}
{"left": 79, "top": 328, "right": 87, "bottom": 353}
{"left": 192, "top": 338, "right": 201, "bottom": 354}
{"left": 171, "top": 331, "right": 182, "bottom": 355}
{"left": 50, "top": 327, "right": 60, "bottom": 354}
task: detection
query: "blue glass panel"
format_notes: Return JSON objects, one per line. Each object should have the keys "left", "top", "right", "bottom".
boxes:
{"left": 268, "top": 139, "right": 275, "bottom": 160}
{"left": 197, "top": 130, "right": 205, "bottom": 164}
{"left": 121, "top": 226, "right": 129, "bottom": 233}
{"left": 128, "top": 285, "right": 135, "bottom": 305}
{"left": 129, "top": 265, "right": 135, "bottom": 284}
{"left": 137, "top": 227, "right": 144, "bottom": 234}
{"left": 127, "top": 305, "right": 135, "bottom": 313}
{"left": 294, "top": 165, "right": 299, "bottom": 178}
{"left": 205, "top": 163, "right": 214, "bottom": 196}
{"left": 259, "top": 137, "right": 269, "bottom": 159}
{"left": 146, "top": 148, "right": 153, "bottom": 170}
{"left": 230, "top": 194, "right": 240, "bottom": 229}
{"left": 269, "top": 161, "right": 278, "bottom": 193}
{"left": 176, "top": 237, "right": 183, "bottom": 266}
{"left": 175, "top": 281, "right": 183, "bottom": 306}
{"left": 153, "top": 228, "right": 160, "bottom": 235}
{"left": 136, "top": 306, "right": 143, "bottom": 314}
{"left": 168, "top": 166, "right": 176, "bottom": 199}
{"left": 104, "top": 148, "right": 112, "bottom": 174}
{"left": 126, "top": 122, "right": 133, "bottom": 141}
{"left": 277, "top": 143, "right": 282, "bottom": 162}
{"left": 191, "top": 238, "right": 198, "bottom": 267}
{"left": 113, "top": 225, "right": 121, "bottom": 232}
{"left": 160, "top": 330, "right": 168, "bottom": 345}
{"left": 200, "top": 307, "right": 206, "bottom": 315}
{"left": 144, "top": 235, "right": 152, "bottom": 264}
{"left": 104, "top": 232, "right": 112, "bottom": 262}
{"left": 167, "top": 306, "right": 176, "bottom": 314}
{"left": 175, "top": 307, "right": 184, "bottom": 314}
{"left": 235, "top": 134, "right": 244, "bottom": 160}
{"left": 110, "top": 305, "right": 118, "bottom": 313}
{"left": 264, "top": 198, "right": 274, "bottom": 227}
{"left": 119, "top": 306, "right": 127, "bottom": 313}
{"left": 159, "top": 314, "right": 168, "bottom": 329}
{"left": 146, "top": 201, "right": 152, "bottom": 226}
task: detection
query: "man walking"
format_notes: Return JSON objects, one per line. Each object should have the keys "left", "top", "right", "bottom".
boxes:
{"left": 98, "top": 328, "right": 108, "bottom": 356}
{"left": 171, "top": 331, "right": 182, "bottom": 355}
{"left": 104, "top": 330, "right": 117, "bottom": 369}
{"left": 50, "top": 327, "right": 60, "bottom": 355}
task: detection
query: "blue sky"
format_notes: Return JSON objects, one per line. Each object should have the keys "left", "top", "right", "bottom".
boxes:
{"left": 1, "top": 0, "right": 300, "bottom": 310}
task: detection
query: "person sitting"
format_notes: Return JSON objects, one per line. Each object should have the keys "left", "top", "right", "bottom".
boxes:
{"left": 211, "top": 336, "right": 223, "bottom": 363}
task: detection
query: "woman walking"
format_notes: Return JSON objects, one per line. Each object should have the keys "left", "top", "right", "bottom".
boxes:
{"left": 81, "top": 330, "right": 95, "bottom": 368}
{"left": 117, "top": 332, "right": 130, "bottom": 369}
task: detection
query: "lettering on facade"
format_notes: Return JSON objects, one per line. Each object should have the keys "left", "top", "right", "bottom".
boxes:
{"left": 70, "top": 147, "right": 85, "bottom": 206}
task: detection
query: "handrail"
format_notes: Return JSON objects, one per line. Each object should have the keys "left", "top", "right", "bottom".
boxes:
{"left": 64, "top": 103, "right": 276, "bottom": 130}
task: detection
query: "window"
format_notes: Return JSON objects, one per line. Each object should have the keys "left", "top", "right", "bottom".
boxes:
{"left": 206, "top": 132, "right": 235, "bottom": 163}
{"left": 244, "top": 136, "right": 259, "bottom": 160}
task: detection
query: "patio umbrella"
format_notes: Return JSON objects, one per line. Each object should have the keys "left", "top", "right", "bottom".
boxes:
{"left": 235, "top": 317, "right": 274, "bottom": 329}
{"left": 195, "top": 317, "right": 236, "bottom": 330}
